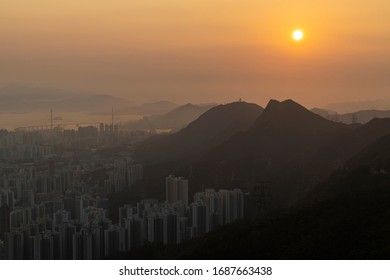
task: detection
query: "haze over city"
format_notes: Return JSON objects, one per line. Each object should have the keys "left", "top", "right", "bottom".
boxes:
{"left": 1, "top": 0, "right": 390, "bottom": 262}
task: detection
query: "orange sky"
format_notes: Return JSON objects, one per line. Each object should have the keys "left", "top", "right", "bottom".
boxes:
{"left": 1, "top": 0, "right": 390, "bottom": 107}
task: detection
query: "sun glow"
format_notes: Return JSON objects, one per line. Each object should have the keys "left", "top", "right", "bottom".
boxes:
{"left": 292, "top": 29, "right": 304, "bottom": 41}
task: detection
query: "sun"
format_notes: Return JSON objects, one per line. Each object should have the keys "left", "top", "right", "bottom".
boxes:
{"left": 292, "top": 29, "right": 304, "bottom": 41}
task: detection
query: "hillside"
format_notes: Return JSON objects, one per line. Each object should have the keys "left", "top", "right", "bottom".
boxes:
{"left": 190, "top": 99, "right": 349, "bottom": 205}
{"left": 132, "top": 103, "right": 215, "bottom": 131}
{"left": 134, "top": 101, "right": 263, "bottom": 163}
{"left": 114, "top": 133, "right": 390, "bottom": 260}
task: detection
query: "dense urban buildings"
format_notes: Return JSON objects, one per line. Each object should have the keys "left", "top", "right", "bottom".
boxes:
{"left": 0, "top": 128, "right": 247, "bottom": 259}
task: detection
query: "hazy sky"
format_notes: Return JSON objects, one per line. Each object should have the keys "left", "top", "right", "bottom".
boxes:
{"left": 1, "top": 0, "right": 390, "bottom": 107}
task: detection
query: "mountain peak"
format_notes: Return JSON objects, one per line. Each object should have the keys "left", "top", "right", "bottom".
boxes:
{"left": 186, "top": 101, "right": 263, "bottom": 130}
{"left": 135, "top": 101, "right": 263, "bottom": 162}
{"left": 264, "top": 99, "right": 307, "bottom": 114}
{"left": 252, "top": 99, "right": 346, "bottom": 131}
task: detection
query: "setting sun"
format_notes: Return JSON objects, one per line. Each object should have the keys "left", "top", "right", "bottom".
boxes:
{"left": 292, "top": 29, "right": 304, "bottom": 41}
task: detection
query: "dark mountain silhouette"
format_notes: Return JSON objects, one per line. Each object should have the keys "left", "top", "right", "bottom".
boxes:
{"left": 107, "top": 99, "right": 390, "bottom": 260}
{"left": 310, "top": 117, "right": 390, "bottom": 179}
{"left": 189, "top": 101, "right": 390, "bottom": 206}
{"left": 190, "top": 99, "right": 349, "bottom": 205}
{"left": 311, "top": 131, "right": 390, "bottom": 200}
{"left": 348, "top": 133, "right": 390, "bottom": 170}
{"left": 116, "top": 133, "right": 390, "bottom": 260}
{"left": 128, "top": 99, "right": 390, "bottom": 207}
{"left": 110, "top": 100, "right": 390, "bottom": 259}
{"left": 225, "top": 99, "right": 346, "bottom": 156}
{"left": 134, "top": 101, "right": 263, "bottom": 163}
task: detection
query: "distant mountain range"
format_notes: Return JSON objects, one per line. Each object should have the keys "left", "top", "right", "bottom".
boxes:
{"left": 115, "top": 101, "right": 179, "bottom": 116}
{"left": 131, "top": 99, "right": 390, "bottom": 209}
{"left": 128, "top": 103, "right": 215, "bottom": 131}
{"left": 324, "top": 99, "right": 390, "bottom": 114}
{"left": 312, "top": 107, "right": 390, "bottom": 124}
{"left": 0, "top": 86, "right": 223, "bottom": 131}
{"left": 0, "top": 85, "right": 131, "bottom": 113}
{"left": 0, "top": 85, "right": 182, "bottom": 116}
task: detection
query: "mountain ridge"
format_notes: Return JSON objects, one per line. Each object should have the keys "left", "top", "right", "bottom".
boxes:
{"left": 134, "top": 101, "right": 263, "bottom": 163}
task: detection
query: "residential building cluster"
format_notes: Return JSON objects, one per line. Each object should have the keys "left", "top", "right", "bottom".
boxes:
{"left": 0, "top": 126, "right": 151, "bottom": 161}
{"left": 0, "top": 175, "right": 245, "bottom": 259}
{"left": 0, "top": 129, "right": 246, "bottom": 259}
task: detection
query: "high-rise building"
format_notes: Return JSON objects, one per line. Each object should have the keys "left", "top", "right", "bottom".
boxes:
{"left": 104, "top": 226, "right": 126, "bottom": 257}
{"left": 231, "top": 188, "right": 244, "bottom": 220}
{"left": 147, "top": 215, "right": 164, "bottom": 244}
{"left": 165, "top": 176, "right": 178, "bottom": 204}
{"left": 0, "top": 187, "right": 15, "bottom": 211}
{"left": 0, "top": 205, "right": 10, "bottom": 239}
{"left": 10, "top": 208, "right": 31, "bottom": 229}
{"left": 58, "top": 223, "right": 76, "bottom": 260}
{"left": 165, "top": 175, "right": 188, "bottom": 205}
{"left": 191, "top": 203, "right": 207, "bottom": 237}
{"left": 53, "top": 210, "right": 70, "bottom": 227}
{"left": 177, "top": 180, "right": 188, "bottom": 206}
{"left": 192, "top": 188, "right": 245, "bottom": 233}
{"left": 125, "top": 163, "right": 143, "bottom": 188}
{"left": 179, "top": 217, "right": 189, "bottom": 242}
{"left": 163, "top": 212, "right": 180, "bottom": 245}
{"left": 218, "top": 189, "right": 232, "bottom": 225}
{"left": 119, "top": 204, "right": 136, "bottom": 221}
{"left": 4, "top": 231, "right": 24, "bottom": 260}
{"left": 91, "top": 226, "right": 104, "bottom": 260}
{"left": 122, "top": 216, "right": 143, "bottom": 250}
